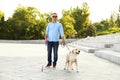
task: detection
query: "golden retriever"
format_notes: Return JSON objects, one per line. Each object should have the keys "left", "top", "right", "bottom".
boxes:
{"left": 64, "top": 49, "right": 80, "bottom": 72}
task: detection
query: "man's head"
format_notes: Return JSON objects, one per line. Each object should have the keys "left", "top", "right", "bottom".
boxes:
{"left": 52, "top": 13, "right": 58, "bottom": 22}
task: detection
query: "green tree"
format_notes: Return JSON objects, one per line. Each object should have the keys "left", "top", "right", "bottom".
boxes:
{"left": 7, "top": 5, "right": 46, "bottom": 39}
{"left": 93, "top": 20, "right": 110, "bottom": 35}
{"left": 116, "top": 5, "right": 120, "bottom": 27}
{"left": 71, "top": 2, "right": 91, "bottom": 38}
{"left": 43, "top": 12, "right": 52, "bottom": 23}
{"left": 0, "top": 10, "right": 6, "bottom": 39}
{"left": 60, "top": 13, "right": 77, "bottom": 38}
{"left": 86, "top": 24, "right": 96, "bottom": 37}
{"left": 109, "top": 12, "right": 117, "bottom": 28}
{"left": 0, "top": 10, "right": 4, "bottom": 25}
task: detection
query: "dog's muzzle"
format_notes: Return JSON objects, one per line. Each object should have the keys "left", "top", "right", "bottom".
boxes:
{"left": 76, "top": 50, "right": 80, "bottom": 54}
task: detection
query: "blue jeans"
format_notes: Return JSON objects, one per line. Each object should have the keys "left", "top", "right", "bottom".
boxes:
{"left": 47, "top": 41, "right": 59, "bottom": 65}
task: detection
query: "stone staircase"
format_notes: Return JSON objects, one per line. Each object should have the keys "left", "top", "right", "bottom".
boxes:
{"left": 68, "top": 33, "right": 120, "bottom": 65}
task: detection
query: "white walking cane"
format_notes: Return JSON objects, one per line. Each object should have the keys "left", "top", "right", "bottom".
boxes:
{"left": 41, "top": 42, "right": 47, "bottom": 72}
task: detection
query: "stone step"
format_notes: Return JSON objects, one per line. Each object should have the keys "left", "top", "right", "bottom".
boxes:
{"left": 68, "top": 44, "right": 97, "bottom": 53}
{"left": 95, "top": 50, "right": 120, "bottom": 65}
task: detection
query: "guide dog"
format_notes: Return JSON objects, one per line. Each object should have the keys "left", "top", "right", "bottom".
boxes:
{"left": 64, "top": 49, "right": 80, "bottom": 72}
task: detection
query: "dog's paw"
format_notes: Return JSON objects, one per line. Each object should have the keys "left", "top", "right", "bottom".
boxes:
{"left": 67, "top": 70, "right": 71, "bottom": 73}
{"left": 76, "top": 71, "right": 79, "bottom": 73}
{"left": 64, "top": 68, "right": 67, "bottom": 70}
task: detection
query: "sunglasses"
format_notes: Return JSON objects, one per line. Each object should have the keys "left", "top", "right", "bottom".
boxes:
{"left": 52, "top": 16, "right": 57, "bottom": 18}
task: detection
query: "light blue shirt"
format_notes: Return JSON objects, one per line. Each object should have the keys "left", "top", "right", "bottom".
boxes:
{"left": 45, "top": 22, "right": 64, "bottom": 42}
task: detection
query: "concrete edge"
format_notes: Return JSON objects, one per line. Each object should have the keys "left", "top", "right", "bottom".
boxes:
{"left": 95, "top": 50, "right": 120, "bottom": 65}
{"left": 68, "top": 44, "right": 97, "bottom": 53}
{"left": 0, "top": 39, "right": 77, "bottom": 44}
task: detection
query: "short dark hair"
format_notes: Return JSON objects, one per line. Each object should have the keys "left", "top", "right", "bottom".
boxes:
{"left": 52, "top": 13, "right": 57, "bottom": 15}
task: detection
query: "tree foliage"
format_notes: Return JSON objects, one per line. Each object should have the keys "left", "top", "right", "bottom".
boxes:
{"left": 71, "top": 2, "right": 91, "bottom": 38}
{"left": 0, "top": 10, "right": 6, "bottom": 38}
{"left": 6, "top": 5, "right": 47, "bottom": 39}
{"left": 60, "top": 10, "right": 77, "bottom": 38}
{"left": 0, "top": 3, "right": 120, "bottom": 40}
{"left": 93, "top": 5, "right": 120, "bottom": 35}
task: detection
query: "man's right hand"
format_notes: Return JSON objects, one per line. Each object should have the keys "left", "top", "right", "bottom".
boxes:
{"left": 45, "top": 39, "right": 48, "bottom": 44}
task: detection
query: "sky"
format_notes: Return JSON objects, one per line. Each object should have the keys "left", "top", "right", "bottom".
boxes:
{"left": 0, "top": 0, "right": 120, "bottom": 23}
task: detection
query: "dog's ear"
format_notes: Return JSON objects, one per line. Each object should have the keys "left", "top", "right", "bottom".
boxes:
{"left": 72, "top": 49, "right": 75, "bottom": 54}
{"left": 72, "top": 49, "right": 74, "bottom": 53}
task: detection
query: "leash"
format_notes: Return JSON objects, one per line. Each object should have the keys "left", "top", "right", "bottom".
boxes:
{"left": 61, "top": 41, "right": 70, "bottom": 51}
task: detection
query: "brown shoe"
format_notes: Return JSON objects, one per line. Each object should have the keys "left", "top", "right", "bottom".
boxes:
{"left": 46, "top": 63, "right": 51, "bottom": 67}
{"left": 53, "top": 64, "right": 56, "bottom": 68}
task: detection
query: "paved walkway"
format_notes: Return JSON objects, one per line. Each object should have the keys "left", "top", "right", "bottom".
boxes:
{"left": 0, "top": 43, "right": 120, "bottom": 80}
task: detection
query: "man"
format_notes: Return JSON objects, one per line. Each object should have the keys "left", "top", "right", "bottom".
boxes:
{"left": 45, "top": 13, "right": 65, "bottom": 68}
